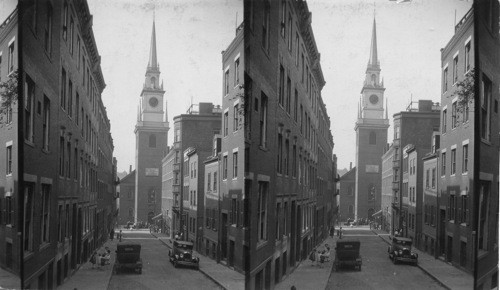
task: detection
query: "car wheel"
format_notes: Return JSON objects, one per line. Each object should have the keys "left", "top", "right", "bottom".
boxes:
{"left": 173, "top": 261, "right": 178, "bottom": 268}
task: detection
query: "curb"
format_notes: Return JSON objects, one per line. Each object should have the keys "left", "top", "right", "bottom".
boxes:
{"left": 150, "top": 233, "right": 228, "bottom": 290}
{"left": 371, "top": 230, "right": 451, "bottom": 290}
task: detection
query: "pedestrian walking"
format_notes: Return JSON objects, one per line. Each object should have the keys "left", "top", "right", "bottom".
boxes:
{"left": 90, "top": 251, "right": 97, "bottom": 269}
{"left": 339, "top": 227, "right": 343, "bottom": 239}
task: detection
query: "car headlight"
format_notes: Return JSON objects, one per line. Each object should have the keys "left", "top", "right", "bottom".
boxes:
{"left": 398, "top": 250, "right": 402, "bottom": 255}
{"left": 180, "top": 253, "right": 184, "bottom": 258}
{"left": 175, "top": 254, "right": 179, "bottom": 259}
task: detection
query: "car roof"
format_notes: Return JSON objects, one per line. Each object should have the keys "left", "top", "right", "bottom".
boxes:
{"left": 336, "top": 239, "right": 360, "bottom": 244}
{"left": 174, "top": 240, "right": 194, "bottom": 246}
{"left": 393, "top": 236, "right": 413, "bottom": 242}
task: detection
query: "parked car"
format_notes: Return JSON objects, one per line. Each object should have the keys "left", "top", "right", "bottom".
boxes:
{"left": 334, "top": 239, "right": 362, "bottom": 271}
{"left": 388, "top": 236, "right": 418, "bottom": 265}
{"left": 169, "top": 240, "right": 200, "bottom": 269}
{"left": 113, "top": 242, "right": 143, "bottom": 274}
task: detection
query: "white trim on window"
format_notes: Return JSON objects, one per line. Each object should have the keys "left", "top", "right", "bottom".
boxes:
{"left": 451, "top": 144, "right": 457, "bottom": 150}
{"left": 453, "top": 50, "right": 459, "bottom": 59}
{"left": 8, "top": 36, "right": 15, "bottom": 46}
{"left": 5, "top": 140, "right": 13, "bottom": 147}
{"left": 464, "top": 35, "right": 472, "bottom": 46}
{"left": 462, "top": 139, "right": 469, "bottom": 145}
{"left": 234, "top": 53, "right": 240, "bottom": 61}
{"left": 223, "top": 151, "right": 228, "bottom": 157}
{"left": 232, "top": 147, "right": 239, "bottom": 153}
{"left": 443, "top": 63, "right": 449, "bottom": 70}
{"left": 224, "top": 66, "right": 230, "bottom": 73}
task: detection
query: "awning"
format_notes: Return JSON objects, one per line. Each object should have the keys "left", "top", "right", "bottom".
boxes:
{"left": 152, "top": 213, "right": 163, "bottom": 220}
{"left": 372, "top": 210, "right": 383, "bottom": 217}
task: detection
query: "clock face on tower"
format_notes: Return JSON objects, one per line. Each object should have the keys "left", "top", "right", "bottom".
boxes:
{"left": 149, "top": 97, "right": 159, "bottom": 108}
{"left": 369, "top": 94, "right": 379, "bottom": 105}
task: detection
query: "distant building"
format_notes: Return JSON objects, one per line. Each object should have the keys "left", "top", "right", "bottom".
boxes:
{"left": 117, "top": 169, "right": 136, "bottom": 226}
{"left": 381, "top": 144, "right": 395, "bottom": 232}
{"left": 242, "top": 1, "right": 336, "bottom": 288}
{"left": 20, "top": 0, "right": 117, "bottom": 288}
{"left": 161, "top": 147, "right": 174, "bottom": 237}
{"left": 391, "top": 100, "right": 440, "bottom": 242}
{"left": 134, "top": 19, "right": 169, "bottom": 225}
{"left": 165, "top": 103, "right": 221, "bottom": 246}
{"left": 338, "top": 166, "right": 356, "bottom": 223}
{"left": 421, "top": 132, "right": 439, "bottom": 257}
{"left": 202, "top": 135, "right": 221, "bottom": 261}
{"left": 0, "top": 7, "right": 18, "bottom": 287}
{"left": 354, "top": 17, "right": 389, "bottom": 222}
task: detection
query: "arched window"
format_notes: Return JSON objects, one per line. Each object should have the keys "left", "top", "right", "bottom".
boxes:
{"left": 371, "top": 74, "right": 376, "bottom": 85}
{"left": 151, "top": 77, "right": 156, "bottom": 88}
{"left": 369, "top": 131, "right": 376, "bottom": 145}
{"left": 149, "top": 134, "right": 156, "bottom": 148}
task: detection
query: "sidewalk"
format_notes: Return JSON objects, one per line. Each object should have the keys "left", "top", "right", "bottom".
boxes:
{"left": 150, "top": 231, "right": 245, "bottom": 290}
{"left": 371, "top": 229, "right": 473, "bottom": 290}
{"left": 275, "top": 234, "right": 337, "bottom": 290}
{"left": 59, "top": 238, "right": 118, "bottom": 290}
{"left": 0, "top": 266, "right": 20, "bottom": 290}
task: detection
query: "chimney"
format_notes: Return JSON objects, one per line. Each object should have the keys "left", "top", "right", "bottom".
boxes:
{"left": 129, "top": 165, "right": 132, "bottom": 173}
{"left": 350, "top": 162, "right": 352, "bottom": 171}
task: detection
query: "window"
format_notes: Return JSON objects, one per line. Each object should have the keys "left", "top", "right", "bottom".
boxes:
{"left": 44, "top": 2, "right": 53, "bottom": 53}
{"left": 294, "top": 89, "right": 298, "bottom": 121}
{"left": 464, "top": 41, "right": 471, "bottom": 72}
{"left": 443, "top": 67, "right": 448, "bottom": 93}
{"left": 258, "top": 182, "right": 268, "bottom": 241}
{"left": 279, "top": 65, "right": 284, "bottom": 106}
{"left": 449, "top": 194, "right": 456, "bottom": 221}
{"left": 458, "top": 144, "right": 468, "bottom": 174}
{"left": 234, "top": 58, "right": 240, "bottom": 86}
{"left": 285, "top": 139, "right": 289, "bottom": 176}
{"left": 59, "top": 137, "right": 65, "bottom": 176}
{"left": 280, "top": 0, "right": 286, "bottom": 37}
{"left": 224, "top": 69, "right": 229, "bottom": 95}
{"left": 25, "top": 75, "right": 35, "bottom": 142}
{"left": 275, "top": 203, "right": 280, "bottom": 239}
{"left": 451, "top": 149, "right": 456, "bottom": 175}
{"left": 6, "top": 146, "right": 12, "bottom": 175}
{"left": 394, "top": 125, "right": 400, "bottom": 139}
{"left": 42, "top": 96, "right": 50, "bottom": 150}
{"left": 277, "top": 133, "right": 283, "bottom": 173}
{"left": 286, "top": 77, "right": 291, "bottom": 114}
{"left": 300, "top": 104, "right": 303, "bottom": 133}
{"left": 149, "top": 134, "right": 156, "bottom": 148}
{"left": 451, "top": 102, "right": 457, "bottom": 129}
{"left": 233, "top": 104, "right": 239, "bottom": 132}
{"left": 441, "top": 152, "right": 446, "bottom": 176}
{"left": 460, "top": 195, "right": 468, "bottom": 224}
{"left": 8, "top": 41, "right": 14, "bottom": 74}
{"left": 295, "top": 32, "right": 299, "bottom": 66}
{"left": 66, "top": 141, "right": 71, "bottom": 178}
{"left": 426, "top": 169, "right": 430, "bottom": 188}
{"left": 24, "top": 184, "right": 34, "bottom": 252}
{"left": 369, "top": 131, "right": 376, "bottom": 145}
{"left": 259, "top": 93, "right": 268, "bottom": 147}
{"left": 231, "top": 198, "right": 237, "bottom": 225}
{"left": 233, "top": 152, "right": 238, "bottom": 178}
{"left": 61, "top": 68, "right": 66, "bottom": 110}
{"left": 292, "top": 144, "right": 297, "bottom": 177}
{"left": 41, "top": 185, "right": 50, "bottom": 243}
{"left": 213, "top": 172, "right": 217, "bottom": 192}
{"left": 0, "top": 53, "right": 2, "bottom": 82}
{"left": 453, "top": 55, "right": 459, "bottom": 84}
{"left": 69, "top": 17, "right": 74, "bottom": 54}
{"left": 223, "top": 111, "right": 228, "bottom": 136}
{"left": 262, "top": 0, "right": 270, "bottom": 52}
{"left": 223, "top": 155, "right": 228, "bottom": 180}
{"left": 68, "top": 79, "right": 73, "bottom": 117}
{"left": 287, "top": 14, "right": 292, "bottom": 51}
{"left": 442, "top": 109, "right": 447, "bottom": 133}
{"left": 62, "top": 1, "right": 68, "bottom": 40}
{"left": 77, "top": 36, "right": 81, "bottom": 69}
{"left": 431, "top": 168, "right": 436, "bottom": 188}
{"left": 5, "top": 196, "right": 12, "bottom": 225}
{"left": 481, "top": 75, "right": 492, "bottom": 141}
{"left": 478, "top": 181, "right": 490, "bottom": 250}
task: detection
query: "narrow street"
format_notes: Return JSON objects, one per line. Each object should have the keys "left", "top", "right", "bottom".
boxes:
{"left": 326, "top": 227, "right": 445, "bottom": 290}
{"left": 107, "top": 230, "right": 221, "bottom": 290}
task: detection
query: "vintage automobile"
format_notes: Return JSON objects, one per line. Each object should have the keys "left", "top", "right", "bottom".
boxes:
{"left": 334, "top": 239, "right": 362, "bottom": 271}
{"left": 113, "top": 242, "right": 143, "bottom": 274}
{"left": 169, "top": 240, "right": 200, "bottom": 269}
{"left": 388, "top": 236, "right": 418, "bottom": 265}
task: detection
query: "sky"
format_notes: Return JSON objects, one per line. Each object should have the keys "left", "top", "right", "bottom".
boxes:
{"left": 0, "top": 0, "right": 17, "bottom": 23}
{"left": 87, "top": 0, "right": 243, "bottom": 172}
{"left": 87, "top": 0, "right": 472, "bottom": 173}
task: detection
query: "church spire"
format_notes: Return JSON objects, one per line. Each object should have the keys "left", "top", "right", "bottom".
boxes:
{"left": 368, "top": 17, "right": 378, "bottom": 68}
{"left": 148, "top": 19, "right": 158, "bottom": 69}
